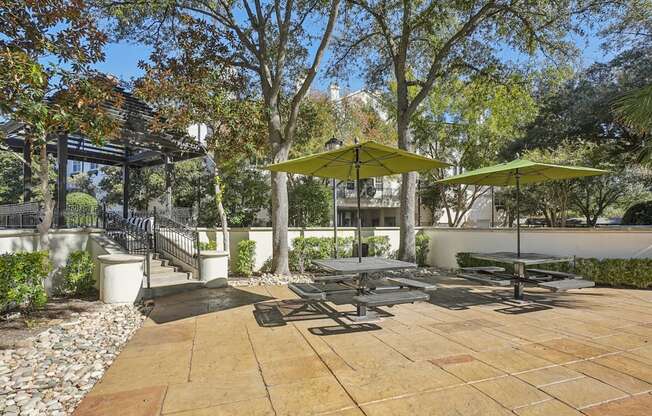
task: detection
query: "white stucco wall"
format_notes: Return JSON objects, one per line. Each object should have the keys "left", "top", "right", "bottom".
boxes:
{"left": 422, "top": 227, "right": 652, "bottom": 269}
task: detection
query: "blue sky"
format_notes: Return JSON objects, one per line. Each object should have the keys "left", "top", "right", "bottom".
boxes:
{"left": 93, "top": 24, "right": 613, "bottom": 94}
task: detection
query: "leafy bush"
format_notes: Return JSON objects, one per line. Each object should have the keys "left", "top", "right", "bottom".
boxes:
{"left": 365, "top": 236, "right": 390, "bottom": 257}
{"left": 289, "top": 236, "right": 354, "bottom": 273}
{"left": 456, "top": 252, "right": 652, "bottom": 289}
{"left": 60, "top": 250, "right": 95, "bottom": 296}
{"left": 416, "top": 231, "right": 430, "bottom": 266}
{"left": 0, "top": 251, "right": 50, "bottom": 312}
{"left": 66, "top": 192, "right": 98, "bottom": 211}
{"left": 622, "top": 201, "right": 652, "bottom": 225}
{"left": 198, "top": 241, "right": 217, "bottom": 250}
{"left": 235, "top": 239, "right": 256, "bottom": 277}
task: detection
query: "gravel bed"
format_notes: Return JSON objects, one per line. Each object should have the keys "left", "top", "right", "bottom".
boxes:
{"left": 0, "top": 304, "right": 146, "bottom": 416}
{"left": 229, "top": 273, "right": 313, "bottom": 286}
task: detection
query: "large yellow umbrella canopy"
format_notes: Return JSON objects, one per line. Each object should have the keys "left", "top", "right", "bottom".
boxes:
{"left": 437, "top": 159, "right": 608, "bottom": 256}
{"left": 268, "top": 141, "right": 450, "bottom": 180}
{"left": 267, "top": 141, "right": 449, "bottom": 262}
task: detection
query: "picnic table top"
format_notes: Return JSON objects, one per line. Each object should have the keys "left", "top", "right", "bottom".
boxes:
{"left": 312, "top": 257, "right": 417, "bottom": 273}
{"left": 469, "top": 252, "right": 574, "bottom": 265}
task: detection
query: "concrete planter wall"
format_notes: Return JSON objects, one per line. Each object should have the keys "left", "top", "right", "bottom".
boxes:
{"left": 98, "top": 254, "right": 144, "bottom": 303}
{"left": 199, "top": 250, "right": 229, "bottom": 288}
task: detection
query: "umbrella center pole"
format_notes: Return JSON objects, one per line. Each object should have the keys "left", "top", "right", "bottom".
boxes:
{"left": 355, "top": 147, "right": 362, "bottom": 263}
{"left": 516, "top": 170, "right": 521, "bottom": 258}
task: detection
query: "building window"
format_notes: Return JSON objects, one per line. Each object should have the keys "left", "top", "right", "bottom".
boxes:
{"left": 384, "top": 216, "right": 396, "bottom": 226}
{"left": 89, "top": 162, "right": 98, "bottom": 171}
{"left": 72, "top": 160, "right": 82, "bottom": 173}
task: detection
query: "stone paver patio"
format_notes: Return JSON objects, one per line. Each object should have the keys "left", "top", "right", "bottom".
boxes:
{"left": 73, "top": 274, "right": 652, "bottom": 415}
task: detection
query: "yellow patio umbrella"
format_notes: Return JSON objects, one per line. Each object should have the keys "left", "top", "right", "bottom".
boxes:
{"left": 437, "top": 159, "right": 608, "bottom": 257}
{"left": 268, "top": 141, "right": 450, "bottom": 262}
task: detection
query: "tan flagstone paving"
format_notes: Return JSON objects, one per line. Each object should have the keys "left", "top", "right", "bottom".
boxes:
{"left": 75, "top": 279, "right": 652, "bottom": 415}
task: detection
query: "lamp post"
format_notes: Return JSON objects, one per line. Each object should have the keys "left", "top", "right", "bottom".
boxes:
{"left": 325, "top": 136, "right": 343, "bottom": 257}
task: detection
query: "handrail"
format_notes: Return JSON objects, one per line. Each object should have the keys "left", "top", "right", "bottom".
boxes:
{"left": 103, "top": 208, "right": 152, "bottom": 288}
{"left": 152, "top": 212, "right": 201, "bottom": 278}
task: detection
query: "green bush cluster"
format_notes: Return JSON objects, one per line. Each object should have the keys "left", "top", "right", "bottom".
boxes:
{"left": 66, "top": 192, "right": 98, "bottom": 211}
{"left": 366, "top": 236, "right": 390, "bottom": 257}
{"left": 235, "top": 239, "right": 256, "bottom": 277}
{"left": 198, "top": 241, "right": 217, "bottom": 250}
{"left": 456, "top": 252, "right": 652, "bottom": 289}
{"left": 60, "top": 250, "right": 95, "bottom": 296}
{"left": 621, "top": 201, "right": 652, "bottom": 225}
{"left": 0, "top": 251, "right": 50, "bottom": 312}
{"left": 290, "top": 236, "right": 354, "bottom": 273}
{"left": 415, "top": 231, "right": 430, "bottom": 266}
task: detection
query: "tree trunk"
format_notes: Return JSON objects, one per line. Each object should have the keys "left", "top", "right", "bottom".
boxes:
{"left": 35, "top": 141, "right": 53, "bottom": 252}
{"left": 212, "top": 155, "right": 229, "bottom": 255}
{"left": 269, "top": 123, "right": 291, "bottom": 275}
{"left": 397, "top": 117, "right": 416, "bottom": 262}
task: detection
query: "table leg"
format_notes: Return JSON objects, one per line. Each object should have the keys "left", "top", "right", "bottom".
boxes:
{"left": 513, "top": 262, "right": 526, "bottom": 301}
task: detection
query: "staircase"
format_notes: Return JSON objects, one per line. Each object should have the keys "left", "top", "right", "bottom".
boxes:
{"left": 145, "top": 253, "right": 203, "bottom": 298}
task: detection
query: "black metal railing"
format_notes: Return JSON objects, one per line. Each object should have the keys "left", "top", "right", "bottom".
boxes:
{"left": 154, "top": 214, "right": 201, "bottom": 277}
{"left": 0, "top": 202, "right": 104, "bottom": 229}
{"left": 103, "top": 209, "right": 153, "bottom": 288}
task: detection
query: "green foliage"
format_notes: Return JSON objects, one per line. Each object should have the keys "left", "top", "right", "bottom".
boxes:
{"left": 415, "top": 231, "right": 430, "bottom": 267}
{"left": 235, "top": 240, "right": 256, "bottom": 277}
{"left": 198, "top": 241, "right": 218, "bottom": 250}
{"left": 456, "top": 252, "right": 652, "bottom": 289}
{"left": 0, "top": 251, "right": 50, "bottom": 312}
{"left": 622, "top": 201, "right": 652, "bottom": 225}
{"left": 289, "top": 236, "right": 354, "bottom": 273}
{"left": 66, "top": 192, "right": 98, "bottom": 211}
{"left": 69, "top": 172, "right": 97, "bottom": 196}
{"left": 288, "top": 177, "right": 331, "bottom": 227}
{"left": 0, "top": 152, "right": 23, "bottom": 204}
{"left": 365, "top": 236, "right": 390, "bottom": 257}
{"left": 60, "top": 250, "right": 95, "bottom": 296}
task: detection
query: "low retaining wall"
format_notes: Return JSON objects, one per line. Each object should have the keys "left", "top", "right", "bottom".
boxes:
{"left": 199, "top": 226, "right": 652, "bottom": 272}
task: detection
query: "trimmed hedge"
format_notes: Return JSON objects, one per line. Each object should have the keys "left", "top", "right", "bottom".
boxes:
{"left": 235, "top": 239, "right": 256, "bottom": 277}
{"left": 622, "top": 201, "right": 652, "bottom": 225}
{"left": 366, "top": 236, "right": 390, "bottom": 257}
{"left": 0, "top": 251, "right": 50, "bottom": 312}
{"left": 290, "top": 236, "right": 354, "bottom": 273}
{"left": 456, "top": 252, "right": 652, "bottom": 289}
{"left": 60, "top": 250, "right": 95, "bottom": 296}
{"left": 66, "top": 192, "right": 98, "bottom": 211}
{"left": 416, "top": 231, "right": 430, "bottom": 266}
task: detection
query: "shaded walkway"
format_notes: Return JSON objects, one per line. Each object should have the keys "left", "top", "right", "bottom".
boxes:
{"left": 74, "top": 276, "right": 652, "bottom": 415}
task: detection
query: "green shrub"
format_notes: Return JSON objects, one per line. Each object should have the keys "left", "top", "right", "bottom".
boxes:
{"left": 456, "top": 252, "right": 652, "bottom": 289}
{"left": 60, "top": 250, "right": 95, "bottom": 296}
{"left": 66, "top": 192, "right": 98, "bottom": 211}
{"left": 365, "top": 236, "right": 390, "bottom": 257}
{"left": 235, "top": 239, "right": 256, "bottom": 277}
{"left": 289, "top": 236, "right": 354, "bottom": 273}
{"left": 198, "top": 241, "right": 217, "bottom": 250}
{"left": 416, "top": 231, "right": 430, "bottom": 266}
{"left": 0, "top": 251, "right": 50, "bottom": 312}
{"left": 622, "top": 201, "right": 652, "bottom": 225}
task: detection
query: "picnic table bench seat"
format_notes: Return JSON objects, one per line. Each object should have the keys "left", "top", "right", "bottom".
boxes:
{"left": 527, "top": 268, "right": 583, "bottom": 279}
{"left": 312, "top": 274, "right": 357, "bottom": 283}
{"left": 353, "top": 290, "right": 430, "bottom": 308}
{"left": 537, "top": 279, "right": 595, "bottom": 292}
{"left": 456, "top": 271, "right": 512, "bottom": 286}
{"left": 386, "top": 277, "right": 437, "bottom": 291}
{"left": 460, "top": 266, "right": 506, "bottom": 273}
{"left": 288, "top": 283, "right": 327, "bottom": 300}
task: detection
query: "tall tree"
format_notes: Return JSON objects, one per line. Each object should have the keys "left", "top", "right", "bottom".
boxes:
{"left": 135, "top": 35, "right": 266, "bottom": 253}
{"left": 101, "top": 0, "right": 341, "bottom": 273}
{"left": 1, "top": 1, "right": 120, "bottom": 251}
{"left": 333, "top": 0, "right": 608, "bottom": 261}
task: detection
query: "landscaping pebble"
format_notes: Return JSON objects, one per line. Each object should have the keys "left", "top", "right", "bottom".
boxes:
{"left": 0, "top": 304, "right": 146, "bottom": 415}
{"left": 230, "top": 273, "right": 313, "bottom": 286}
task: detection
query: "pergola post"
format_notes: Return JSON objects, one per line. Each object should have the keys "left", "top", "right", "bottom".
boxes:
{"left": 57, "top": 135, "right": 68, "bottom": 228}
{"left": 23, "top": 139, "right": 32, "bottom": 202}
{"left": 165, "top": 155, "right": 173, "bottom": 217}
{"left": 123, "top": 157, "right": 130, "bottom": 219}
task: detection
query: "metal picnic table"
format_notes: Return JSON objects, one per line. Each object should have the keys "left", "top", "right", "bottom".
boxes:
{"left": 468, "top": 252, "right": 577, "bottom": 301}
{"left": 289, "top": 257, "right": 433, "bottom": 322}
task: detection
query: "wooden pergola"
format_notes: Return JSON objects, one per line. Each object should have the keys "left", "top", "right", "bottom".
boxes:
{"left": 1, "top": 86, "right": 204, "bottom": 225}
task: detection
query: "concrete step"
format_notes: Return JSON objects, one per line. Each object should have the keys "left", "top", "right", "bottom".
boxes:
{"left": 149, "top": 265, "right": 178, "bottom": 274}
{"left": 148, "top": 258, "right": 169, "bottom": 268}
{"left": 149, "top": 271, "right": 193, "bottom": 284}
